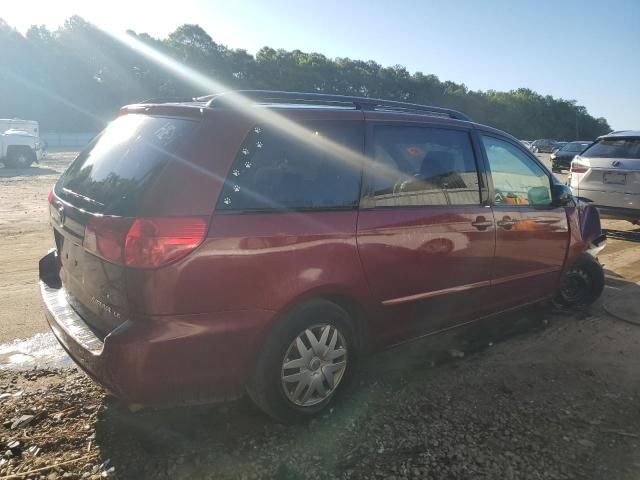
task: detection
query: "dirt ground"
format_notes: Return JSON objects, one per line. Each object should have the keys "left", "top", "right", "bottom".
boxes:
{"left": 0, "top": 152, "right": 77, "bottom": 344}
{"left": 1, "top": 152, "right": 640, "bottom": 479}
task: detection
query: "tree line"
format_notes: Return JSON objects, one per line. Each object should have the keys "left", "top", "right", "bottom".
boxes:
{"left": 0, "top": 16, "right": 611, "bottom": 139}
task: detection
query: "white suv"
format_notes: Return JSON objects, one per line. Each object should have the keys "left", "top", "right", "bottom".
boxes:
{"left": 569, "top": 131, "right": 640, "bottom": 224}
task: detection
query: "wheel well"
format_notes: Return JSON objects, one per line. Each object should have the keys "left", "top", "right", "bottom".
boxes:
{"left": 313, "top": 294, "right": 371, "bottom": 355}
{"left": 268, "top": 294, "right": 372, "bottom": 356}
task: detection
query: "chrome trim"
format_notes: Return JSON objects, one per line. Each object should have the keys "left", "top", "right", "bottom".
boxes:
{"left": 40, "top": 281, "right": 104, "bottom": 353}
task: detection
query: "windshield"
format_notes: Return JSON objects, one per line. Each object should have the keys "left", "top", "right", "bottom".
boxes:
{"left": 56, "top": 115, "right": 197, "bottom": 215}
{"left": 582, "top": 137, "right": 640, "bottom": 159}
{"left": 562, "top": 142, "right": 590, "bottom": 152}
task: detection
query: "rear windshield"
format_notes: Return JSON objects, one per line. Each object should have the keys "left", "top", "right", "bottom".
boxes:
{"left": 56, "top": 115, "right": 197, "bottom": 215}
{"left": 582, "top": 138, "right": 640, "bottom": 159}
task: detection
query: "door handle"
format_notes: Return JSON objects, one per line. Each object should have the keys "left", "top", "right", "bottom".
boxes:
{"left": 471, "top": 216, "right": 493, "bottom": 231}
{"left": 497, "top": 216, "right": 516, "bottom": 230}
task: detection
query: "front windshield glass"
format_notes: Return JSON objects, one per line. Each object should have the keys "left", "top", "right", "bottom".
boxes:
{"left": 563, "top": 142, "right": 590, "bottom": 152}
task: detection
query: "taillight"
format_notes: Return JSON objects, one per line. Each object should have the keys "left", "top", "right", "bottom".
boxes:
{"left": 48, "top": 189, "right": 54, "bottom": 205}
{"left": 570, "top": 156, "right": 589, "bottom": 174}
{"left": 124, "top": 217, "right": 208, "bottom": 268}
{"left": 83, "top": 216, "right": 207, "bottom": 268}
{"left": 83, "top": 216, "right": 133, "bottom": 264}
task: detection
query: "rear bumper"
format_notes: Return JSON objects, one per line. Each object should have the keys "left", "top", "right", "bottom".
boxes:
{"left": 568, "top": 187, "right": 640, "bottom": 222}
{"left": 595, "top": 205, "right": 640, "bottom": 223}
{"left": 39, "top": 250, "right": 274, "bottom": 405}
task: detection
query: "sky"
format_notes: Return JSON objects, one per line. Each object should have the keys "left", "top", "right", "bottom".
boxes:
{"left": 2, "top": 0, "right": 639, "bottom": 130}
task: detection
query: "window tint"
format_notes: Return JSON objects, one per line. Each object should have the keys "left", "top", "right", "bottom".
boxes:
{"left": 482, "top": 135, "right": 551, "bottom": 207}
{"left": 367, "top": 126, "right": 480, "bottom": 207}
{"left": 582, "top": 138, "right": 640, "bottom": 159}
{"left": 216, "top": 122, "right": 362, "bottom": 211}
{"left": 56, "top": 114, "right": 197, "bottom": 215}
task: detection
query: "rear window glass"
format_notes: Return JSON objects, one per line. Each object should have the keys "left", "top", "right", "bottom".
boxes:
{"left": 56, "top": 114, "right": 197, "bottom": 215}
{"left": 216, "top": 122, "right": 363, "bottom": 211}
{"left": 582, "top": 138, "right": 640, "bottom": 159}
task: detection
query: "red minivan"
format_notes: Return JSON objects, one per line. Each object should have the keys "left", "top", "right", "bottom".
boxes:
{"left": 40, "top": 91, "right": 606, "bottom": 421}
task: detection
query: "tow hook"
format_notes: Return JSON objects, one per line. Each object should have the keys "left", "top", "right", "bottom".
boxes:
{"left": 586, "top": 234, "right": 607, "bottom": 257}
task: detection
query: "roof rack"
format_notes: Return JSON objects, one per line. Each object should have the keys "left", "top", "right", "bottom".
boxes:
{"left": 206, "top": 90, "right": 471, "bottom": 121}
{"left": 138, "top": 97, "right": 201, "bottom": 104}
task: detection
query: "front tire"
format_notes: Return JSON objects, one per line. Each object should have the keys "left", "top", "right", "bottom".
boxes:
{"left": 246, "top": 300, "right": 355, "bottom": 423}
{"left": 555, "top": 255, "right": 605, "bottom": 307}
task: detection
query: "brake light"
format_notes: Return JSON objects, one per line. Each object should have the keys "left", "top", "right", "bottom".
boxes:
{"left": 570, "top": 156, "right": 590, "bottom": 174}
{"left": 124, "top": 217, "right": 208, "bottom": 268}
{"left": 48, "top": 189, "right": 54, "bottom": 205}
{"left": 83, "top": 216, "right": 133, "bottom": 264}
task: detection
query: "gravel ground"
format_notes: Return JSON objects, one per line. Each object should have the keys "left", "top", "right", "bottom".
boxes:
{"left": 2, "top": 303, "right": 640, "bottom": 479}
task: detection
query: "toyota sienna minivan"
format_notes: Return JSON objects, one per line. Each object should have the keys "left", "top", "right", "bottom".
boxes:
{"left": 40, "top": 91, "right": 606, "bottom": 421}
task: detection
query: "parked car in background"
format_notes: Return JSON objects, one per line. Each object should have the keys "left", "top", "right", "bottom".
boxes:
{"left": 552, "top": 141, "right": 568, "bottom": 152}
{"left": 531, "top": 139, "right": 557, "bottom": 153}
{"left": 551, "top": 141, "right": 592, "bottom": 171}
{"left": 520, "top": 140, "right": 532, "bottom": 149}
{"left": 569, "top": 131, "right": 640, "bottom": 223}
{"left": 40, "top": 91, "right": 606, "bottom": 422}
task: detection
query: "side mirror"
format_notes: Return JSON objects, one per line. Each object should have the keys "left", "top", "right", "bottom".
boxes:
{"left": 528, "top": 186, "right": 552, "bottom": 206}
{"left": 551, "top": 184, "right": 574, "bottom": 207}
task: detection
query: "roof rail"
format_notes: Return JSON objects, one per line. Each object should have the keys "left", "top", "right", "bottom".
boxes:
{"left": 207, "top": 90, "right": 471, "bottom": 121}
{"left": 138, "top": 97, "right": 200, "bottom": 104}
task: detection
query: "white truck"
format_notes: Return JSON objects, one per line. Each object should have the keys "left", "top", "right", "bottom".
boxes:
{"left": 0, "top": 119, "right": 43, "bottom": 168}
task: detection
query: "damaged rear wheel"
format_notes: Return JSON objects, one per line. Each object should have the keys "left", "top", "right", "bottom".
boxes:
{"left": 555, "top": 255, "right": 605, "bottom": 307}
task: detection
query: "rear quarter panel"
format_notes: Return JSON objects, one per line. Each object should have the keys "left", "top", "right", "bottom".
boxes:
{"left": 125, "top": 211, "right": 375, "bottom": 322}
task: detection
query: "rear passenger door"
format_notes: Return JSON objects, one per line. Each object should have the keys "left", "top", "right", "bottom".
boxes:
{"left": 356, "top": 122, "right": 496, "bottom": 344}
{"left": 479, "top": 134, "right": 569, "bottom": 308}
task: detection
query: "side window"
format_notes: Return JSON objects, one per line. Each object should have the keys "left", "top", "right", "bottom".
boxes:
{"left": 367, "top": 126, "right": 480, "bottom": 207}
{"left": 482, "top": 135, "right": 551, "bottom": 207}
{"left": 216, "top": 122, "right": 362, "bottom": 211}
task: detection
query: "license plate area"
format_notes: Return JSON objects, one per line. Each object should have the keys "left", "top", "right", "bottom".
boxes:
{"left": 603, "top": 172, "right": 626, "bottom": 185}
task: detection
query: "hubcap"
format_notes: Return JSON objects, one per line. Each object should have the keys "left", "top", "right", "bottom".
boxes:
{"left": 281, "top": 324, "right": 348, "bottom": 407}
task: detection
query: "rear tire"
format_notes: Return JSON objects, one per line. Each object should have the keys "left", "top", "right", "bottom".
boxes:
{"left": 555, "top": 255, "right": 605, "bottom": 307}
{"left": 246, "top": 300, "right": 356, "bottom": 423}
{"left": 5, "top": 147, "right": 35, "bottom": 168}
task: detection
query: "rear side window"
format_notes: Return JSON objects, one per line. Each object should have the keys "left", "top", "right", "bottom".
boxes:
{"left": 216, "top": 122, "right": 363, "bottom": 211}
{"left": 366, "top": 126, "right": 480, "bottom": 207}
{"left": 582, "top": 138, "right": 640, "bottom": 159}
{"left": 56, "top": 114, "right": 197, "bottom": 215}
